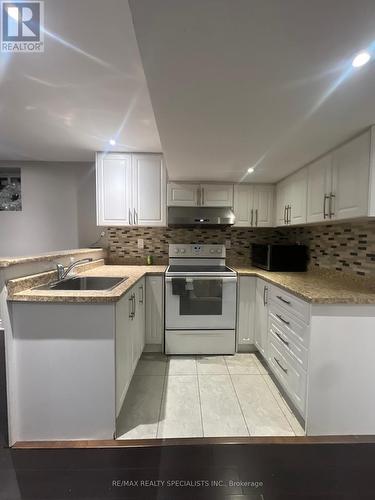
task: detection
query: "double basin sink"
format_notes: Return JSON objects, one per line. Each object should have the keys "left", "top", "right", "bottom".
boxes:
{"left": 36, "top": 276, "right": 127, "bottom": 291}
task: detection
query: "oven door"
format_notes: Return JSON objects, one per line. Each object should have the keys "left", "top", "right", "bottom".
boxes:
{"left": 165, "top": 276, "right": 237, "bottom": 330}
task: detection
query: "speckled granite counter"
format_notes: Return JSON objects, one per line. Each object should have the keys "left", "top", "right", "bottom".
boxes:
{"left": 0, "top": 248, "right": 106, "bottom": 268}
{"left": 233, "top": 266, "right": 375, "bottom": 304}
{"left": 7, "top": 264, "right": 166, "bottom": 304}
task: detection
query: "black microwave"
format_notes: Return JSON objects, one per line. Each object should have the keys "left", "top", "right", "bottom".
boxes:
{"left": 251, "top": 244, "right": 308, "bottom": 272}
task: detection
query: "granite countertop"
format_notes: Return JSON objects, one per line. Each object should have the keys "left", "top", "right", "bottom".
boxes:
{"left": 0, "top": 248, "right": 106, "bottom": 268}
{"left": 8, "top": 264, "right": 166, "bottom": 304}
{"left": 233, "top": 266, "right": 375, "bottom": 304}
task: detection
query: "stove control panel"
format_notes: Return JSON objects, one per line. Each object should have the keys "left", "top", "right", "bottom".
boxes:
{"left": 169, "top": 244, "right": 226, "bottom": 258}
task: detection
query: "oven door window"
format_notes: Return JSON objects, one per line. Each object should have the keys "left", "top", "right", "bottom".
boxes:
{"left": 172, "top": 278, "right": 223, "bottom": 315}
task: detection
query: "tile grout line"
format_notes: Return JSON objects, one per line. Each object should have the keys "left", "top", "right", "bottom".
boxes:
{"left": 224, "top": 356, "right": 251, "bottom": 437}
{"left": 195, "top": 357, "right": 205, "bottom": 438}
{"left": 155, "top": 357, "right": 169, "bottom": 439}
{"left": 261, "top": 373, "right": 299, "bottom": 436}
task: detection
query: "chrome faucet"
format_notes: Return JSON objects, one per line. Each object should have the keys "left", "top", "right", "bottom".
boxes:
{"left": 56, "top": 258, "right": 93, "bottom": 281}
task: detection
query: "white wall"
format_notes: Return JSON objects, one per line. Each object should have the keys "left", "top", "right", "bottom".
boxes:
{"left": 0, "top": 162, "right": 101, "bottom": 257}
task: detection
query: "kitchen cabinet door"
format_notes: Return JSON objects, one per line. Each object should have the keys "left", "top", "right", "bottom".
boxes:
{"left": 145, "top": 276, "right": 164, "bottom": 350}
{"left": 96, "top": 153, "right": 132, "bottom": 226}
{"left": 276, "top": 179, "right": 289, "bottom": 226}
{"left": 115, "top": 289, "right": 134, "bottom": 416}
{"left": 237, "top": 277, "right": 256, "bottom": 350}
{"left": 306, "top": 155, "right": 333, "bottom": 223}
{"left": 233, "top": 184, "right": 254, "bottom": 226}
{"left": 200, "top": 184, "right": 234, "bottom": 207}
{"left": 253, "top": 185, "right": 274, "bottom": 227}
{"left": 132, "top": 154, "right": 166, "bottom": 226}
{"left": 331, "top": 130, "right": 370, "bottom": 220}
{"left": 254, "top": 279, "right": 269, "bottom": 359}
{"left": 167, "top": 182, "right": 200, "bottom": 206}
{"left": 289, "top": 167, "right": 307, "bottom": 225}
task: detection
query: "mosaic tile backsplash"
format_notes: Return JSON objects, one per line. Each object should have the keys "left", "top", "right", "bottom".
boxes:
{"left": 107, "top": 220, "right": 375, "bottom": 277}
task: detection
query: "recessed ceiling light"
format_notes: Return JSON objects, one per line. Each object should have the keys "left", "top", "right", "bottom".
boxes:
{"left": 352, "top": 51, "right": 371, "bottom": 68}
{"left": 247, "top": 167, "right": 255, "bottom": 173}
{"left": 109, "top": 139, "right": 116, "bottom": 146}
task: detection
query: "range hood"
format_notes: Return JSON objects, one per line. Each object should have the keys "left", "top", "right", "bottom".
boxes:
{"left": 168, "top": 206, "right": 235, "bottom": 227}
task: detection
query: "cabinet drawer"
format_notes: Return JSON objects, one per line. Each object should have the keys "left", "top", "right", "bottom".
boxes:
{"left": 268, "top": 337, "right": 307, "bottom": 416}
{"left": 270, "top": 286, "right": 310, "bottom": 324}
{"left": 269, "top": 302, "right": 310, "bottom": 349}
{"left": 269, "top": 321, "right": 308, "bottom": 371}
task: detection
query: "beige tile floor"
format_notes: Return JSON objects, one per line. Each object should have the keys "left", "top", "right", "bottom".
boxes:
{"left": 117, "top": 353, "right": 305, "bottom": 439}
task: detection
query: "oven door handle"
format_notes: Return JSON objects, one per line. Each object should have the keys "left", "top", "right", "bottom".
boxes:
{"left": 165, "top": 276, "right": 237, "bottom": 282}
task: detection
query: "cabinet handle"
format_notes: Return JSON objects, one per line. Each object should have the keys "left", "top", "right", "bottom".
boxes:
{"left": 134, "top": 209, "right": 138, "bottom": 225}
{"left": 274, "top": 357, "right": 288, "bottom": 373}
{"left": 276, "top": 313, "right": 290, "bottom": 325}
{"left": 323, "top": 194, "right": 330, "bottom": 219}
{"left": 202, "top": 187, "right": 205, "bottom": 206}
{"left": 129, "top": 209, "right": 133, "bottom": 225}
{"left": 263, "top": 286, "right": 268, "bottom": 306}
{"left": 329, "top": 193, "right": 335, "bottom": 218}
{"left": 274, "top": 331, "right": 289, "bottom": 346}
{"left": 287, "top": 205, "right": 291, "bottom": 224}
{"left": 283, "top": 205, "right": 287, "bottom": 224}
{"left": 276, "top": 295, "right": 291, "bottom": 305}
{"left": 197, "top": 188, "right": 201, "bottom": 206}
{"left": 132, "top": 294, "right": 136, "bottom": 317}
{"left": 139, "top": 285, "right": 144, "bottom": 304}
{"left": 255, "top": 208, "right": 258, "bottom": 226}
{"left": 250, "top": 209, "right": 254, "bottom": 226}
{"left": 129, "top": 296, "right": 133, "bottom": 319}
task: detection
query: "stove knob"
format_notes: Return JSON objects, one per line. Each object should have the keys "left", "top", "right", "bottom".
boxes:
{"left": 216, "top": 249, "right": 222, "bottom": 254}
{"left": 175, "top": 248, "right": 180, "bottom": 254}
{"left": 210, "top": 249, "right": 215, "bottom": 254}
{"left": 180, "top": 249, "right": 186, "bottom": 254}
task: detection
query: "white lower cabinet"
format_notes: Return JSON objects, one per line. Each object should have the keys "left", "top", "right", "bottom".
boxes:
{"left": 145, "top": 275, "right": 164, "bottom": 350}
{"left": 237, "top": 277, "right": 256, "bottom": 350}
{"left": 254, "top": 278, "right": 269, "bottom": 358}
{"left": 115, "top": 278, "right": 146, "bottom": 418}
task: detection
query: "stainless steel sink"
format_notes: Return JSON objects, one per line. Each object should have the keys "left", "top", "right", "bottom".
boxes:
{"left": 36, "top": 276, "right": 127, "bottom": 291}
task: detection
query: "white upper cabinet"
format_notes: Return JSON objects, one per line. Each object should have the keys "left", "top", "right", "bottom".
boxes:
{"left": 289, "top": 167, "right": 308, "bottom": 225}
{"left": 167, "top": 182, "right": 233, "bottom": 207}
{"left": 96, "top": 152, "right": 166, "bottom": 227}
{"left": 96, "top": 153, "right": 132, "bottom": 226}
{"left": 167, "top": 183, "right": 200, "bottom": 206}
{"left": 200, "top": 184, "right": 233, "bottom": 207}
{"left": 331, "top": 130, "right": 371, "bottom": 220}
{"left": 306, "top": 155, "right": 333, "bottom": 223}
{"left": 234, "top": 184, "right": 274, "bottom": 227}
{"left": 132, "top": 154, "right": 166, "bottom": 226}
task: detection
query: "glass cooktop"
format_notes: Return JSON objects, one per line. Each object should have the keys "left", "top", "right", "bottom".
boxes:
{"left": 167, "top": 265, "right": 234, "bottom": 274}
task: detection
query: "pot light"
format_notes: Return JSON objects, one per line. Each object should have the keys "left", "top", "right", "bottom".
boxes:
{"left": 109, "top": 138, "right": 116, "bottom": 146}
{"left": 247, "top": 167, "right": 255, "bottom": 174}
{"left": 352, "top": 51, "right": 371, "bottom": 68}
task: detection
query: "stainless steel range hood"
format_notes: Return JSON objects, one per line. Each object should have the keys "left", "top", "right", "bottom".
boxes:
{"left": 168, "top": 206, "right": 235, "bottom": 227}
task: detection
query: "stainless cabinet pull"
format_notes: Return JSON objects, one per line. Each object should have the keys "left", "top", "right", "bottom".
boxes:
{"left": 287, "top": 205, "right": 291, "bottom": 224}
{"left": 275, "top": 331, "right": 289, "bottom": 346}
{"left": 329, "top": 193, "right": 335, "bottom": 218}
{"left": 129, "top": 209, "right": 133, "bottom": 225}
{"left": 276, "top": 295, "right": 291, "bottom": 305}
{"left": 283, "top": 205, "right": 287, "bottom": 224}
{"left": 129, "top": 296, "right": 133, "bottom": 319}
{"left": 132, "top": 294, "right": 136, "bottom": 317}
{"left": 250, "top": 209, "right": 254, "bottom": 226}
{"left": 255, "top": 208, "right": 258, "bottom": 226}
{"left": 263, "top": 286, "right": 268, "bottom": 306}
{"left": 133, "top": 209, "right": 138, "bottom": 225}
{"left": 276, "top": 313, "right": 290, "bottom": 325}
{"left": 139, "top": 285, "right": 144, "bottom": 304}
{"left": 274, "top": 357, "right": 288, "bottom": 373}
{"left": 197, "top": 188, "right": 201, "bottom": 206}
{"left": 323, "top": 194, "right": 329, "bottom": 219}
{"left": 202, "top": 187, "right": 205, "bottom": 206}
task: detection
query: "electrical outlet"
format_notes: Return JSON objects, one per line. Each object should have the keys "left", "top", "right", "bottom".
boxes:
{"left": 225, "top": 239, "right": 231, "bottom": 249}
{"left": 138, "top": 238, "right": 144, "bottom": 249}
